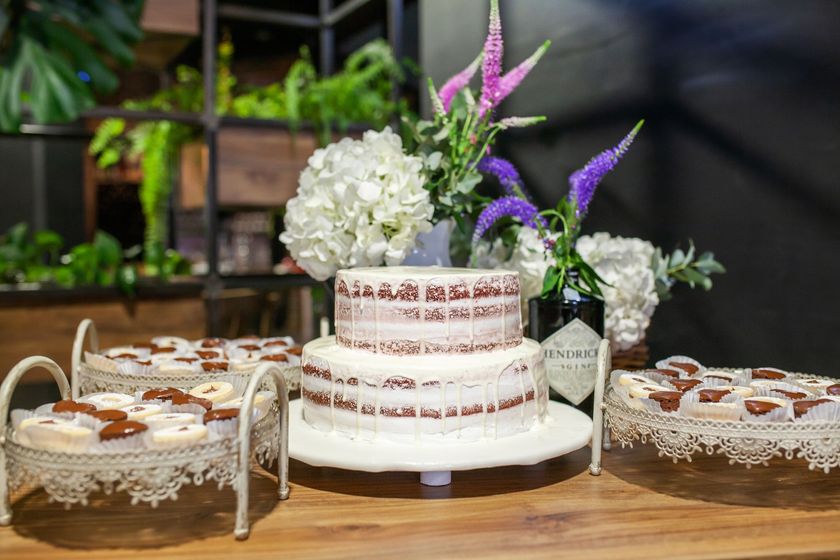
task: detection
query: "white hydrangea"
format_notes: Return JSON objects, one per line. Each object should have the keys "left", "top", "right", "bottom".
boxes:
{"left": 280, "top": 128, "right": 434, "bottom": 281}
{"left": 576, "top": 232, "right": 659, "bottom": 351}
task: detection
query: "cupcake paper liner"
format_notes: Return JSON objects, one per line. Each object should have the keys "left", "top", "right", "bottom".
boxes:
{"left": 679, "top": 391, "right": 744, "bottom": 421}
{"left": 741, "top": 400, "right": 793, "bottom": 423}
{"left": 793, "top": 400, "right": 840, "bottom": 423}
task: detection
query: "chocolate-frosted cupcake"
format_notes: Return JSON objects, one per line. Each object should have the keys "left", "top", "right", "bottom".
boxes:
{"left": 698, "top": 389, "right": 731, "bottom": 403}
{"left": 646, "top": 368, "right": 681, "bottom": 379}
{"left": 99, "top": 420, "right": 148, "bottom": 441}
{"left": 648, "top": 391, "right": 683, "bottom": 413}
{"left": 84, "top": 409, "right": 128, "bottom": 423}
{"left": 52, "top": 400, "right": 96, "bottom": 414}
{"left": 793, "top": 399, "right": 831, "bottom": 419}
{"left": 751, "top": 368, "right": 787, "bottom": 380}
{"left": 771, "top": 389, "right": 808, "bottom": 400}
{"left": 668, "top": 361, "right": 699, "bottom": 375}
{"left": 668, "top": 379, "right": 702, "bottom": 392}
{"left": 744, "top": 399, "right": 782, "bottom": 416}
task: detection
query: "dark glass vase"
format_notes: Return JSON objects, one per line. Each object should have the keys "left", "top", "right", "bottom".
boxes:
{"left": 528, "top": 279, "right": 605, "bottom": 417}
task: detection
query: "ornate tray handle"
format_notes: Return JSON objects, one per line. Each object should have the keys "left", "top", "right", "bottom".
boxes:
{"left": 71, "top": 318, "right": 99, "bottom": 400}
{"left": 0, "top": 356, "right": 72, "bottom": 525}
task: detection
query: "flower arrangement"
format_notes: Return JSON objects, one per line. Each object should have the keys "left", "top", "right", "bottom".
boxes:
{"left": 280, "top": 128, "right": 433, "bottom": 281}
{"left": 471, "top": 121, "right": 725, "bottom": 350}
{"left": 405, "top": 0, "right": 550, "bottom": 228}
{"left": 283, "top": 0, "right": 551, "bottom": 275}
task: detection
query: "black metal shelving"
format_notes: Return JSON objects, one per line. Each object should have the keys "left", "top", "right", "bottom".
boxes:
{"left": 199, "top": 0, "right": 405, "bottom": 334}
{"left": 13, "top": 0, "right": 405, "bottom": 333}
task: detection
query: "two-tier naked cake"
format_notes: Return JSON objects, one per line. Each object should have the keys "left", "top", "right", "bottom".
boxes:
{"left": 301, "top": 267, "right": 549, "bottom": 442}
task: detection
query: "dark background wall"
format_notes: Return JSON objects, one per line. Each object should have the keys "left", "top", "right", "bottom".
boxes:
{"left": 0, "top": 136, "right": 86, "bottom": 247}
{"left": 421, "top": 0, "right": 840, "bottom": 376}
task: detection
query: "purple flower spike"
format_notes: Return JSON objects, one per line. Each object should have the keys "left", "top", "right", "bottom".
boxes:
{"left": 477, "top": 156, "right": 528, "bottom": 198}
{"left": 568, "top": 120, "right": 644, "bottom": 217}
{"left": 478, "top": 0, "right": 503, "bottom": 118}
{"left": 472, "top": 196, "right": 546, "bottom": 244}
{"left": 439, "top": 52, "right": 483, "bottom": 112}
{"left": 496, "top": 40, "right": 551, "bottom": 107}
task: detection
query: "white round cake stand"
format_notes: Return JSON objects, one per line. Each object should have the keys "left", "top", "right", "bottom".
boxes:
{"left": 289, "top": 400, "right": 592, "bottom": 487}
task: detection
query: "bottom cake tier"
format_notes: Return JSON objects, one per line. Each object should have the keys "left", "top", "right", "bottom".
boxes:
{"left": 301, "top": 336, "right": 548, "bottom": 442}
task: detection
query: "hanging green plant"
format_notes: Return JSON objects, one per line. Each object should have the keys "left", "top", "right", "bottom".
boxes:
{"left": 0, "top": 0, "right": 144, "bottom": 131}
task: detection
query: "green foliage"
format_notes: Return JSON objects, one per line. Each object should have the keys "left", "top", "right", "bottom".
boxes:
{"left": 535, "top": 199, "right": 608, "bottom": 300}
{"left": 233, "top": 40, "right": 406, "bottom": 145}
{"left": 89, "top": 38, "right": 408, "bottom": 267}
{"left": 652, "top": 241, "right": 726, "bottom": 300}
{"left": 406, "top": 83, "right": 542, "bottom": 225}
{"left": 0, "top": 223, "right": 164, "bottom": 296}
{"left": 0, "top": 0, "right": 143, "bottom": 132}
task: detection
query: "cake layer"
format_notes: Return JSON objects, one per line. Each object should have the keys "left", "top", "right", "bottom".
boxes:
{"left": 335, "top": 267, "right": 522, "bottom": 356}
{"left": 301, "top": 336, "right": 548, "bottom": 442}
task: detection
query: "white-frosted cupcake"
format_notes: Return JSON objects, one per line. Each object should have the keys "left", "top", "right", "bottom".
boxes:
{"left": 189, "top": 381, "right": 235, "bottom": 403}
{"left": 80, "top": 392, "right": 136, "bottom": 410}
{"left": 120, "top": 403, "right": 163, "bottom": 421}
{"left": 145, "top": 412, "right": 197, "bottom": 430}
{"left": 151, "top": 424, "right": 208, "bottom": 448}
{"left": 24, "top": 421, "right": 94, "bottom": 453}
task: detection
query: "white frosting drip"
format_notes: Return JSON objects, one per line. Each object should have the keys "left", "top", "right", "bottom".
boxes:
{"left": 301, "top": 336, "right": 548, "bottom": 441}
{"left": 335, "top": 266, "right": 523, "bottom": 355}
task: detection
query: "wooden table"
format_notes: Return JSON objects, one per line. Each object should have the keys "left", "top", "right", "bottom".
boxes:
{"left": 2, "top": 442, "right": 840, "bottom": 559}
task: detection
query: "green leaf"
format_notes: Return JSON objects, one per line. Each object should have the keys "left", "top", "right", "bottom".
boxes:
{"left": 93, "top": 0, "right": 144, "bottom": 43}
{"left": 85, "top": 16, "right": 136, "bottom": 66}
{"left": 40, "top": 18, "right": 119, "bottom": 93}
{"left": 93, "top": 230, "right": 122, "bottom": 267}
{"left": 682, "top": 267, "right": 710, "bottom": 288}
{"left": 34, "top": 229, "right": 63, "bottom": 252}
{"left": 671, "top": 248, "right": 686, "bottom": 267}
{"left": 7, "top": 222, "right": 29, "bottom": 247}
{"left": 541, "top": 266, "right": 561, "bottom": 297}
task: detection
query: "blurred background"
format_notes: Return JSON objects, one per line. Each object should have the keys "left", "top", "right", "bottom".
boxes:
{"left": 1, "top": 0, "right": 838, "bottom": 383}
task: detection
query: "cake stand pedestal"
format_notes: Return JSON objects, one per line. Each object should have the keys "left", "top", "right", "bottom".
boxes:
{"left": 289, "top": 401, "right": 592, "bottom": 486}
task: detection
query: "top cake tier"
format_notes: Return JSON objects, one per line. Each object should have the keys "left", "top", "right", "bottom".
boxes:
{"left": 335, "top": 267, "right": 522, "bottom": 356}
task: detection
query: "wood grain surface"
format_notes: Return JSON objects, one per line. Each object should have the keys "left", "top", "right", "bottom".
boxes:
{"left": 3, "top": 437, "right": 840, "bottom": 560}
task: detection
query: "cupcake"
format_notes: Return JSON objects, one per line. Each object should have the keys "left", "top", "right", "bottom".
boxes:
{"left": 120, "top": 403, "right": 163, "bottom": 421}
{"left": 80, "top": 392, "right": 135, "bottom": 410}
{"left": 83, "top": 409, "right": 128, "bottom": 423}
{"left": 99, "top": 420, "right": 148, "bottom": 441}
{"left": 751, "top": 367, "right": 788, "bottom": 380}
{"left": 647, "top": 391, "right": 683, "bottom": 413}
{"left": 189, "top": 381, "right": 235, "bottom": 403}
{"left": 667, "top": 378, "right": 703, "bottom": 392}
{"left": 25, "top": 420, "right": 93, "bottom": 453}
{"left": 151, "top": 424, "right": 208, "bottom": 448}
{"left": 52, "top": 400, "right": 97, "bottom": 414}
{"left": 145, "top": 412, "right": 197, "bottom": 430}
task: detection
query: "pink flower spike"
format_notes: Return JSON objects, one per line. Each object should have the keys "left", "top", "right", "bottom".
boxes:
{"left": 438, "top": 52, "right": 483, "bottom": 112}
{"left": 478, "top": 0, "right": 503, "bottom": 118}
{"left": 496, "top": 40, "right": 551, "bottom": 107}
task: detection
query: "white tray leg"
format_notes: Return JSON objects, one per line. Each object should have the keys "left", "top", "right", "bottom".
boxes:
{"left": 0, "top": 357, "right": 71, "bottom": 526}
{"left": 589, "top": 340, "right": 611, "bottom": 476}
{"left": 235, "top": 363, "right": 290, "bottom": 540}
